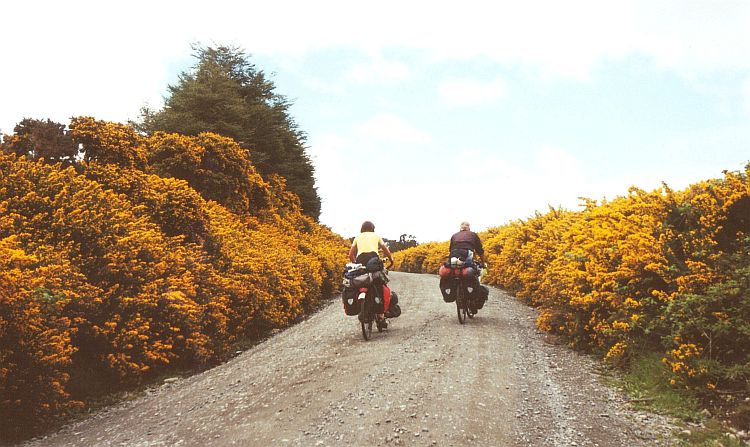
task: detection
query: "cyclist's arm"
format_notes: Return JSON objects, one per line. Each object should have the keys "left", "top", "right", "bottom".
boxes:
{"left": 379, "top": 240, "right": 394, "bottom": 267}
{"left": 348, "top": 242, "right": 357, "bottom": 263}
{"left": 474, "top": 233, "right": 487, "bottom": 267}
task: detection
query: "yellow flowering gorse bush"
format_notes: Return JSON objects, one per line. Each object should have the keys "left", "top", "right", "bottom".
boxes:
{"left": 0, "top": 118, "right": 348, "bottom": 439}
{"left": 395, "top": 166, "right": 750, "bottom": 396}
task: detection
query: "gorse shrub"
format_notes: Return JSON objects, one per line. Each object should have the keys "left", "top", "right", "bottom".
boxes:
{"left": 395, "top": 166, "right": 750, "bottom": 396}
{"left": 393, "top": 241, "right": 449, "bottom": 274}
{"left": 0, "top": 118, "right": 348, "bottom": 440}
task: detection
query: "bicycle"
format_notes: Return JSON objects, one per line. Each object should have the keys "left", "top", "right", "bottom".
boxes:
{"left": 357, "top": 285, "right": 376, "bottom": 340}
{"left": 441, "top": 263, "right": 483, "bottom": 324}
{"left": 356, "top": 259, "right": 393, "bottom": 340}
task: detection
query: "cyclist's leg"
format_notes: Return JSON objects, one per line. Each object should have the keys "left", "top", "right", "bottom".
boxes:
{"left": 375, "top": 282, "right": 387, "bottom": 328}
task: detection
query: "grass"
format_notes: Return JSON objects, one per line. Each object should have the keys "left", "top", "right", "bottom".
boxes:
{"left": 610, "top": 352, "right": 749, "bottom": 446}
{"left": 618, "top": 352, "right": 702, "bottom": 421}
{"left": 679, "top": 418, "right": 747, "bottom": 447}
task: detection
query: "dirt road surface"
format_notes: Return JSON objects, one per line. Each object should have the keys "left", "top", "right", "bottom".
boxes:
{"left": 23, "top": 272, "right": 678, "bottom": 447}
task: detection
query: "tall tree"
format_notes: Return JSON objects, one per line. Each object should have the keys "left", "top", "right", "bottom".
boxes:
{"left": 137, "top": 45, "right": 320, "bottom": 219}
{"left": 1, "top": 118, "right": 78, "bottom": 164}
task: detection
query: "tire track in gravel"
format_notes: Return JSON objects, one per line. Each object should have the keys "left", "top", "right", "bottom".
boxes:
{"left": 22, "top": 272, "right": 679, "bottom": 447}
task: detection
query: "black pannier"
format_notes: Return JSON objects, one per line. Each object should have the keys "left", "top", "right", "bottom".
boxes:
{"left": 385, "top": 291, "right": 401, "bottom": 318}
{"left": 439, "top": 277, "right": 457, "bottom": 302}
{"left": 342, "top": 287, "right": 361, "bottom": 316}
{"left": 470, "top": 285, "right": 489, "bottom": 311}
{"left": 365, "top": 256, "right": 384, "bottom": 272}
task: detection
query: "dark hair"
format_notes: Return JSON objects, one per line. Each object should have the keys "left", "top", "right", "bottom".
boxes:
{"left": 361, "top": 221, "right": 375, "bottom": 232}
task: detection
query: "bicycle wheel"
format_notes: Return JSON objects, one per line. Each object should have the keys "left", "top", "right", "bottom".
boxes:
{"left": 360, "top": 293, "right": 372, "bottom": 340}
{"left": 362, "top": 319, "right": 372, "bottom": 339}
{"left": 456, "top": 283, "right": 466, "bottom": 324}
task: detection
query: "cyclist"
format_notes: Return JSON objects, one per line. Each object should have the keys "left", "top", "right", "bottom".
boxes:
{"left": 349, "top": 221, "right": 394, "bottom": 328}
{"left": 449, "top": 221, "right": 487, "bottom": 269}
{"left": 449, "top": 221, "right": 489, "bottom": 311}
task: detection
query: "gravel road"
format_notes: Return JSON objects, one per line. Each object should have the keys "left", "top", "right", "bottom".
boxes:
{"left": 23, "top": 272, "right": 679, "bottom": 447}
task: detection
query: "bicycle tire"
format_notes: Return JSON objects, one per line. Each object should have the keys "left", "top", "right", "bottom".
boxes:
{"left": 456, "top": 283, "right": 466, "bottom": 324}
{"left": 360, "top": 290, "right": 373, "bottom": 340}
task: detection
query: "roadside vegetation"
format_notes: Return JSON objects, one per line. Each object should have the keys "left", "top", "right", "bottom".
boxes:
{"left": 394, "top": 166, "right": 750, "bottom": 443}
{"left": 0, "top": 45, "right": 347, "bottom": 442}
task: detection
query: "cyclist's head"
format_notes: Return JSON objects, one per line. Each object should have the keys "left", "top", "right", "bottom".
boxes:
{"left": 361, "top": 221, "right": 375, "bottom": 232}
{"left": 460, "top": 221, "right": 470, "bottom": 231}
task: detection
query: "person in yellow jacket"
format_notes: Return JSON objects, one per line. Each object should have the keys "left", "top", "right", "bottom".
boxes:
{"left": 348, "top": 221, "right": 394, "bottom": 328}
{"left": 348, "top": 221, "right": 394, "bottom": 266}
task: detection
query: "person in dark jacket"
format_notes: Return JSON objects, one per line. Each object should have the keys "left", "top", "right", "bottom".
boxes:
{"left": 447, "top": 221, "right": 489, "bottom": 311}
{"left": 449, "top": 221, "right": 487, "bottom": 267}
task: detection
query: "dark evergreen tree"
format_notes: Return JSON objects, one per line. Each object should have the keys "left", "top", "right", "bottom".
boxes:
{"left": 1, "top": 118, "right": 78, "bottom": 164}
{"left": 384, "top": 234, "right": 419, "bottom": 253}
{"left": 137, "top": 44, "right": 320, "bottom": 219}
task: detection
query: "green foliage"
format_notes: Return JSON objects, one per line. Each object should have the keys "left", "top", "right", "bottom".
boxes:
{"left": 679, "top": 418, "right": 746, "bottom": 446}
{"left": 663, "top": 239, "right": 750, "bottom": 391}
{"left": 137, "top": 44, "right": 321, "bottom": 219}
{"left": 1, "top": 118, "right": 78, "bottom": 164}
{"left": 0, "top": 118, "right": 347, "bottom": 440}
{"left": 617, "top": 352, "right": 701, "bottom": 421}
{"left": 384, "top": 234, "right": 418, "bottom": 253}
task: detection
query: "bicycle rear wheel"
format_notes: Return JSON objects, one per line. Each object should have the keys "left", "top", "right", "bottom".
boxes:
{"left": 456, "top": 285, "right": 466, "bottom": 324}
{"left": 360, "top": 293, "right": 373, "bottom": 340}
{"left": 361, "top": 319, "right": 372, "bottom": 340}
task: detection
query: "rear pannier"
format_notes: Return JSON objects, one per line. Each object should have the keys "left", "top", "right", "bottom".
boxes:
{"left": 438, "top": 265, "right": 476, "bottom": 279}
{"left": 342, "top": 287, "right": 361, "bottom": 316}
{"left": 385, "top": 291, "right": 401, "bottom": 318}
{"left": 351, "top": 273, "right": 373, "bottom": 288}
{"left": 384, "top": 287, "right": 401, "bottom": 318}
{"left": 439, "top": 277, "right": 457, "bottom": 302}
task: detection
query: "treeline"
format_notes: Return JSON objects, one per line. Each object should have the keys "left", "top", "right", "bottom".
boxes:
{"left": 394, "top": 167, "right": 749, "bottom": 398}
{"left": 138, "top": 44, "right": 321, "bottom": 219}
{"left": 383, "top": 234, "right": 419, "bottom": 253}
{"left": 0, "top": 117, "right": 348, "bottom": 440}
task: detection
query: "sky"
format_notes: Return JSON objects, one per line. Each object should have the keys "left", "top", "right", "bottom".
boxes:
{"left": 2, "top": 1, "right": 750, "bottom": 242}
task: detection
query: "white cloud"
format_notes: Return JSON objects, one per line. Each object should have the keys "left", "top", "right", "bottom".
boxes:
{"left": 3, "top": 0, "right": 750, "bottom": 244}
{"left": 308, "top": 121, "right": 432, "bottom": 239}
{"left": 535, "top": 146, "right": 580, "bottom": 178}
{"left": 344, "top": 57, "right": 412, "bottom": 84}
{"left": 211, "top": 1, "right": 733, "bottom": 81}
{"left": 4, "top": 0, "right": 750, "bottom": 133}
{"left": 438, "top": 78, "right": 508, "bottom": 106}
{"left": 354, "top": 114, "right": 433, "bottom": 144}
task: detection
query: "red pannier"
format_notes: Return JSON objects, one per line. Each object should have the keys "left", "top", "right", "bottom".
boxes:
{"left": 383, "top": 285, "right": 391, "bottom": 314}
{"left": 438, "top": 265, "right": 476, "bottom": 279}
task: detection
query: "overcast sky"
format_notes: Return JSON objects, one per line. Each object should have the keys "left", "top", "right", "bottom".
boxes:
{"left": 2, "top": 1, "right": 750, "bottom": 242}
